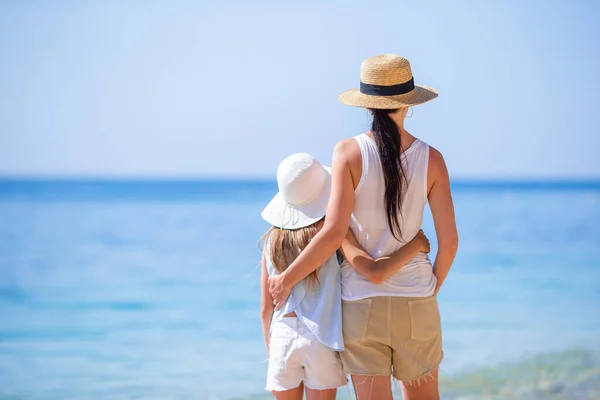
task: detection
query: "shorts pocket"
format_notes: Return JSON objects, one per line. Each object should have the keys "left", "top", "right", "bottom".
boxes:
{"left": 408, "top": 295, "right": 441, "bottom": 341}
{"left": 342, "top": 298, "right": 372, "bottom": 344}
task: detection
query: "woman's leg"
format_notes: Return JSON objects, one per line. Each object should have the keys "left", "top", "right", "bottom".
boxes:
{"left": 400, "top": 367, "right": 440, "bottom": 400}
{"left": 271, "top": 382, "right": 304, "bottom": 400}
{"left": 392, "top": 295, "right": 442, "bottom": 400}
{"left": 305, "top": 387, "right": 337, "bottom": 400}
{"left": 351, "top": 375, "right": 393, "bottom": 400}
{"left": 342, "top": 298, "right": 394, "bottom": 400}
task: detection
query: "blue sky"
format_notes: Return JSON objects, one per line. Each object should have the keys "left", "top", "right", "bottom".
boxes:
{"left": 1, "top": 0, "right": 599, "bottom": 179}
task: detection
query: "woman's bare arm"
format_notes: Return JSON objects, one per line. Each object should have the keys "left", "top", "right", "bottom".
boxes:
{"left": 340, "top": 229, "right": 430, "bottom": 284}
{"left": 260, "top": 250, "right": 274, "bottom": 357}
{"left": 268, "top": 139, "right": 358, "bottom": 309}
{"left": 428, "top": 148, "right": 459, "bottom": 294}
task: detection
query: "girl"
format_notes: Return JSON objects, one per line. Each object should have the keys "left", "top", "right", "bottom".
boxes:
{"left": 261, "top": 152, "right": 431, "bottom": 400}
{"left": 268, "top": 54, "right": 459, "bottom": 400}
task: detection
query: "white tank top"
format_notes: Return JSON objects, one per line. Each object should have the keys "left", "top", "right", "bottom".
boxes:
{"left": 341, "top": 133, "right": 436, "bottom": 300}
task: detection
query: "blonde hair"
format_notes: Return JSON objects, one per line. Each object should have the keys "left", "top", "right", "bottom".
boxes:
{"left": 260, "top": 220, "right": 322, "bottom": 286}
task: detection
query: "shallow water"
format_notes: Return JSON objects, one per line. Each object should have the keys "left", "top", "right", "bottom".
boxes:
{"left": 0, "top": 180, "right": 599, "bottom": 399}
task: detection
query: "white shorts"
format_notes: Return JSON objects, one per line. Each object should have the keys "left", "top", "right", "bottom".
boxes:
{"left": 266, "top": 317, "right": 347, "bottom": 392}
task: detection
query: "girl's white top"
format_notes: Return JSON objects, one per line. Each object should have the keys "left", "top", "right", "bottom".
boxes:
{"left": 267, "top": 251, "right": 343, "bottom": 351}
{"left": 341, "top": 133, "right": 436, "bottom": 301}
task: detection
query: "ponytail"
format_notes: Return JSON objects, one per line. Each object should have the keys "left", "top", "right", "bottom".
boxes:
{"left": 370, "top": 109, "right": 407, "bottom": 241}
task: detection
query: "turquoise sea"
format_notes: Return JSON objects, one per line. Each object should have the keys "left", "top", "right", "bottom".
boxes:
{"left": 0, "top": 180, "right": 599, "bottom": 400}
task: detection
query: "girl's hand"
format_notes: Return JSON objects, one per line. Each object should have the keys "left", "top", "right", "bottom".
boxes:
{"left": 413, "top": 229, "right": 430, "bottom": 253}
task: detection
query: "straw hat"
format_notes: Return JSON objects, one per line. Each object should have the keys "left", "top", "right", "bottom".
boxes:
{"left": 338, "top": 54, "right": 438, "bottom": 109}
{"left": 261, "top": 153, "right": 331, "bottom": 229}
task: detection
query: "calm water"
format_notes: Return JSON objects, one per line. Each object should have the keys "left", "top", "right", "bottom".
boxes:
{"left": 0, "top": 180, "right": 599, "bottom": 400}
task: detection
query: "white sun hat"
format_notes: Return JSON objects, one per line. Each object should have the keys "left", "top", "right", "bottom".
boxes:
{"left": 261, "top": 153, "right": 331, "bottom": 229}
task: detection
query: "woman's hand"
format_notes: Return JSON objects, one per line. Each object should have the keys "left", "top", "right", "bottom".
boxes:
{"left": 413, "top": 229, "right": 430, "bottom": 253}
{"left": 268, "top": 274, "right": 292, "bottom": 310}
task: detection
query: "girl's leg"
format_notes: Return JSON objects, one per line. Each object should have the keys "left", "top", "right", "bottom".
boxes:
{"left": 351, "top": 375, "right": 393, "bottom": 400}
{"left": 271, "top": 382, "right": 304, "bottom": 400}
{"left": 305, "top": 387, "right": 337, "bottom": 400}
{"left": 400, "top": 367, "right": 440, "bottom": 400}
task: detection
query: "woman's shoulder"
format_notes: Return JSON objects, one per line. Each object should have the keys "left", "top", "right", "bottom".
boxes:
{"left": 333, "top": 137, "right": 363, "bottom": 189}
{"left": 334, "top": 136, "right": 360, "bottom": 151}
{"left": 333, "top": 136, "right": 362, "bottom": 163}
{"left": 427, "top": 145, "right": 447, "bottom": 171}
{"left": 427, "top": 145, "right": 450, "bottom": 189}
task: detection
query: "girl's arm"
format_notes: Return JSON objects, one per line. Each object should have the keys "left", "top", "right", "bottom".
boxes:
{"left": 427, "top": 148, "right": 459, "bottom": 294}
{"left": 268, "top": 139, "right": 357, "bottom": 309}
{"left": 260, "top": 250, "right": 274, "bottom": 357}
{"left": 340, "top": 229, "right": 430, "bottom": 284}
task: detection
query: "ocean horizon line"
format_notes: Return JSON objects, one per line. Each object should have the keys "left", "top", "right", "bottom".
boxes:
{"left": 1, "top": 176, "right": 599, "bottom": 185}
{"left": 0, "top": 177, "right": 599, "bottom": 202}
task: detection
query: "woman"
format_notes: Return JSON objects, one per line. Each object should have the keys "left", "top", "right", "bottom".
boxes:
{"left": 269, "top": 54, "right": 458, "bottom": 400}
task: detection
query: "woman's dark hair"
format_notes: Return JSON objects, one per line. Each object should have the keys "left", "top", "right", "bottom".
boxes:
{"left": 370, "top": 108, "right": 407, "bottom": 241}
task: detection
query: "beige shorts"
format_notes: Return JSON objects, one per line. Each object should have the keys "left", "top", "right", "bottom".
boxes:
{"left": 340, "top": 295, "right": 443, "bottom": 383}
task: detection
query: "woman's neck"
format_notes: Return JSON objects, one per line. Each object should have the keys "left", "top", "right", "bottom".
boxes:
{"left": 400, "top": 128, "right": 416, "bottom": 147}
{"left": 390, "top": 113, "right": 405, "bottom": 131}
{"left": 366, "top": 127, "right": 417, "bottom": 150}
{"left": 389, "top": 116, "right": 416, "bottom": 149}
{"left": 365, "top": 112, "right": 417, "bottom": 148}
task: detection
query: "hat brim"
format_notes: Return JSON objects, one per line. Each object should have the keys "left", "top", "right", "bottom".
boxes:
{"left": 338, "top": 85, "right": 438, "bottom": 109}
{"left": 261, "top": 167, "right": 331, "bottom": 229}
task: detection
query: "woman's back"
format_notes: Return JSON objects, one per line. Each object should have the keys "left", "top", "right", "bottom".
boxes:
{"left": 341, "top": 133, "right": 436, "bottom": 300}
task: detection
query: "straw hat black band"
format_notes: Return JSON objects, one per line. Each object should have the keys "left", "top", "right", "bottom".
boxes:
{"left": 360, "top": 77, "right": 415, "bottom": 97}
